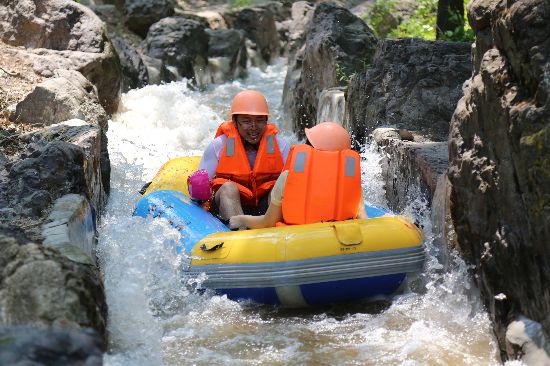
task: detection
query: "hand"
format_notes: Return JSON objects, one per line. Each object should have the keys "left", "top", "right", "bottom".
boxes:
{"left": 229, "top": 215, "right": 246, "bottom": 230}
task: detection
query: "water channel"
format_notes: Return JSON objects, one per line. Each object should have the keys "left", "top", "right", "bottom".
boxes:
{"left": 97, "top": 59, "right": 500, "bottom": 365}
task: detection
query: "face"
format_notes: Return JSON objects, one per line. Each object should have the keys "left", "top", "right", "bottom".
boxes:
{"left": 235, "top": 114, "right": 268, "bottom": 145}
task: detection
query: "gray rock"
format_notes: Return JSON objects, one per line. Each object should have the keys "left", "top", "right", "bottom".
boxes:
{"left": 111, "top": 37, "right": 149, "bottom": 92}
{"left": 0, "top": 0, "right": 104, "bottom": 53}
{"left": 346, "top": 38, "right": 471, "bottom": 144}
{"left": 206, "top": 29, "right": 247, "bottom": 83}
{"left": 0, "top": 0, "right": 121, "bottom": 114}
{"left": 11, "top": 70, "right": 108, "bottom": 128}
{"left": 23, "top": 120, "right": 109, "bottom": 215}
{"left": 0, "top": 233, "right": 106, "bottom": 337}
{"left": 372, "top": 128, "right": 449, "bottom": 212}
{"left": 42, "top": 194, "right": 97, "bottom": 265}
{"left": 124, "top": 0, "right": 175, "bottom": 38}
{"left": 140, "top": 54, "right": 179, "bottom": 84}
{"left": 286, "top": 1, "right": 315, "bottom": 56}
{"left": 282, "top": 2, "right": 377, "bottom": 137}
{"left": 448, "top": 0, "right": 550, "bottom": 361}
{"left": 0, "top": 326, "right": 103, "bottom": 366}
{"left": 142, "top": 16, "right": 209, "bottom": 85}
{"left": 228, "top": 7, "right": 280, "bottom": 67}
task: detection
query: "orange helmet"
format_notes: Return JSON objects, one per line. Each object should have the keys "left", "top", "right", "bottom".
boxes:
{"left": 305, "top": 122, "right": 351, "bottom": 151}
{"left": 230, "top": 90, "right": 271, "bottom": 117}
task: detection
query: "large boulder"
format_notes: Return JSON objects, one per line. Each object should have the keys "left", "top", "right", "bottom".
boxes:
{"left": 123, "top": 0, "right": 175, "bottom": 38}
{"left": 111, "top": 37, "right": 149, "bottom": 92}
{"left": 11, "top": 69, "right": 108, "bottom": 129}
{"left": 0, "top": 232, "right": 107, "bottom": 338}
{"left": 0, "top": 121, "right": 109, "bottom": 241}
{"left": 281, "top": 3, "right": 377, "bottom": 137}
{"left": 448, "top": 0, "right": 550, "bottom": 361}
{"left": 345, "top": 38, "right": 472, "bottom": 143}
{"left": 206, "top": 29, "right": 247, "bottom": 83}
{"left": 0, "top": 0, "right": 121, "bottom": 113}
{"left": 142, "top": 16, "right": 209, "bottom": 85}
{"left": 226, "top": 7, "right": 280, "bottom": 67}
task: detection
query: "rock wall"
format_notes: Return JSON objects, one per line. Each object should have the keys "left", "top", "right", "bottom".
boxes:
{"left": 448, "top": 0, "right": 550, "bottom": 360}
{"left": 346, "top": 38, "right": 471, "bottom": 144}
{"left": 0, "top": 0, "right": 119, "bottom": 361}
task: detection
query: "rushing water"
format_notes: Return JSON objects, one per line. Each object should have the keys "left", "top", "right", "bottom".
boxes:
{"left": 97, "top": 59, "right": 500, "bottom": 365}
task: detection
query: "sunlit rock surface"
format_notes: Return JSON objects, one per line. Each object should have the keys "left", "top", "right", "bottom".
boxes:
{"left": 448, "top": 0, "right": 550, "bottom": 361}
{"left": 0, "top": 0, "right": 121, "bottom": 113}
{"left": 346, "top": 38, "right": 471, "bottom": 143}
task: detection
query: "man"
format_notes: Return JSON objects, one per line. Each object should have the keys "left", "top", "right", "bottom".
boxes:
{"left": 229, "top": 122, "right": 367, "bottom": 229}
{"left": 196, "top": 90, "right": 290, "bottom": 223}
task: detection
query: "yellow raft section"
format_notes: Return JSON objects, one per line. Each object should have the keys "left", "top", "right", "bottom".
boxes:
{"left": 144, "top": 157, "right": 424, "bottom": 266}
{"left": 144, "top": 156, "right": 201, "bottom": 196}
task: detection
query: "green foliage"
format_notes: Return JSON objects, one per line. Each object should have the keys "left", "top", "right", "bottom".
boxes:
{"left": 438, "top": 2, "right": 475, "bottom": 42}
{"left": 364, "top": 0, "right": 398, "bottom": 38}
{"left": 230, "top": 0, "right": 252, "bottom": 9}
{"left": 335, "top": 58, "right": 371, "bottom": 87}
{"left": 388, "top": 0, "right": 438, "bottom": 40}
{"left": 370, "top": 0, "right": 474, "bottom": 42}
{"left": 335, "top": 63, "right": 350, "bottom": 84}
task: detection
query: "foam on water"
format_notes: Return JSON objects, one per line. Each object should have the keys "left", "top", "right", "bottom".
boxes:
{"left": 98, "top": 59, "right": 502, "bottom": 365}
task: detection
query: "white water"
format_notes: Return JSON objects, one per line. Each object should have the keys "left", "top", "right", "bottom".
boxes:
{"left": 97, "top": 59, "right": 500, "bottom": 365}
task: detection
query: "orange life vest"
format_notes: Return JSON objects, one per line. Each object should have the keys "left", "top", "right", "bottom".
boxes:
{"left": 211, "top": 121, "right": 284, "bottom": 206}
{"left": 281, "top": 144, "right": 362, "bottom": 225}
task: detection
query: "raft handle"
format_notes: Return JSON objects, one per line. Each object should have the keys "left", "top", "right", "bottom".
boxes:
{"left": 200, "top": 242, "right": 224, "bottom": 251}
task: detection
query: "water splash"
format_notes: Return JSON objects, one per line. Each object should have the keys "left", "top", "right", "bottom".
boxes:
{"left": 98, "top": 59, "right": 500, "bottom": 365}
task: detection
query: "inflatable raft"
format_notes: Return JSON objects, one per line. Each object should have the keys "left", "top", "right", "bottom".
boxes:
{"left": 134, "top": 157, "right": 425, "bottom": 306}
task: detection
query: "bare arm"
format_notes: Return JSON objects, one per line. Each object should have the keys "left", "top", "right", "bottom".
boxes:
{"left": 229, "top": 202, "right": 283, "bottom": 229}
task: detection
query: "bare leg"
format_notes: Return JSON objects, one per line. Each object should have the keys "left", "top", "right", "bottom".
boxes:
{"left": 214, "top": 182, "right": 244, "bottom": 222}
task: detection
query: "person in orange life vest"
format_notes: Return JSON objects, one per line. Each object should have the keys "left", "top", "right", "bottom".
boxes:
{"left": 196, "top": 90, "right": 290, "bottom": 223}
{"left": 228, "top": 122, "right": 368, "bottom": 229}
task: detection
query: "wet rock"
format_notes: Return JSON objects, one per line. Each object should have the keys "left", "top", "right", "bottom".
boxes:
{"left": 140, "top": 54, "right": 180, "bottom": 84}
{"left": 42, "top": 194, "right": 97, "bottom": 265}
{"left": 372, "top": 128, "right": 449, "bottom": 212}
{"left": 448, "top": 0, "right": 550, "bottom": 361}
{"left": 0, "top": 0, "right": 122, "bottom": 113}
{"left": 111, "top": 37, "right": 149, "bottom": 92}
{"left": 26, "top": 120, "right": 109, "bottom": 213}
{"left": 226, "top": 7, "right": 280, "bottom": 67}
{"left": 0, "top": 326, "right": 103, "bottom": 366}
{"left": 124, "top": 0, "right": 175, "bottom": 38}
{"left": 345, "top": 38, "right": 471, "bottom": 144}
{"left": 282, "top": 2, "right": 377, "bottom": 137}
{"left": 206, "top": 29, "right": 247, "bottom": 83}
{"left": 0, "top": 122, "right": 108, "bottom": 240}
{"left": 0, "top": 232, "right": 107, "bottom": 337}
{"left": 142, "top": 16, "right": 209, "bottom": 85}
